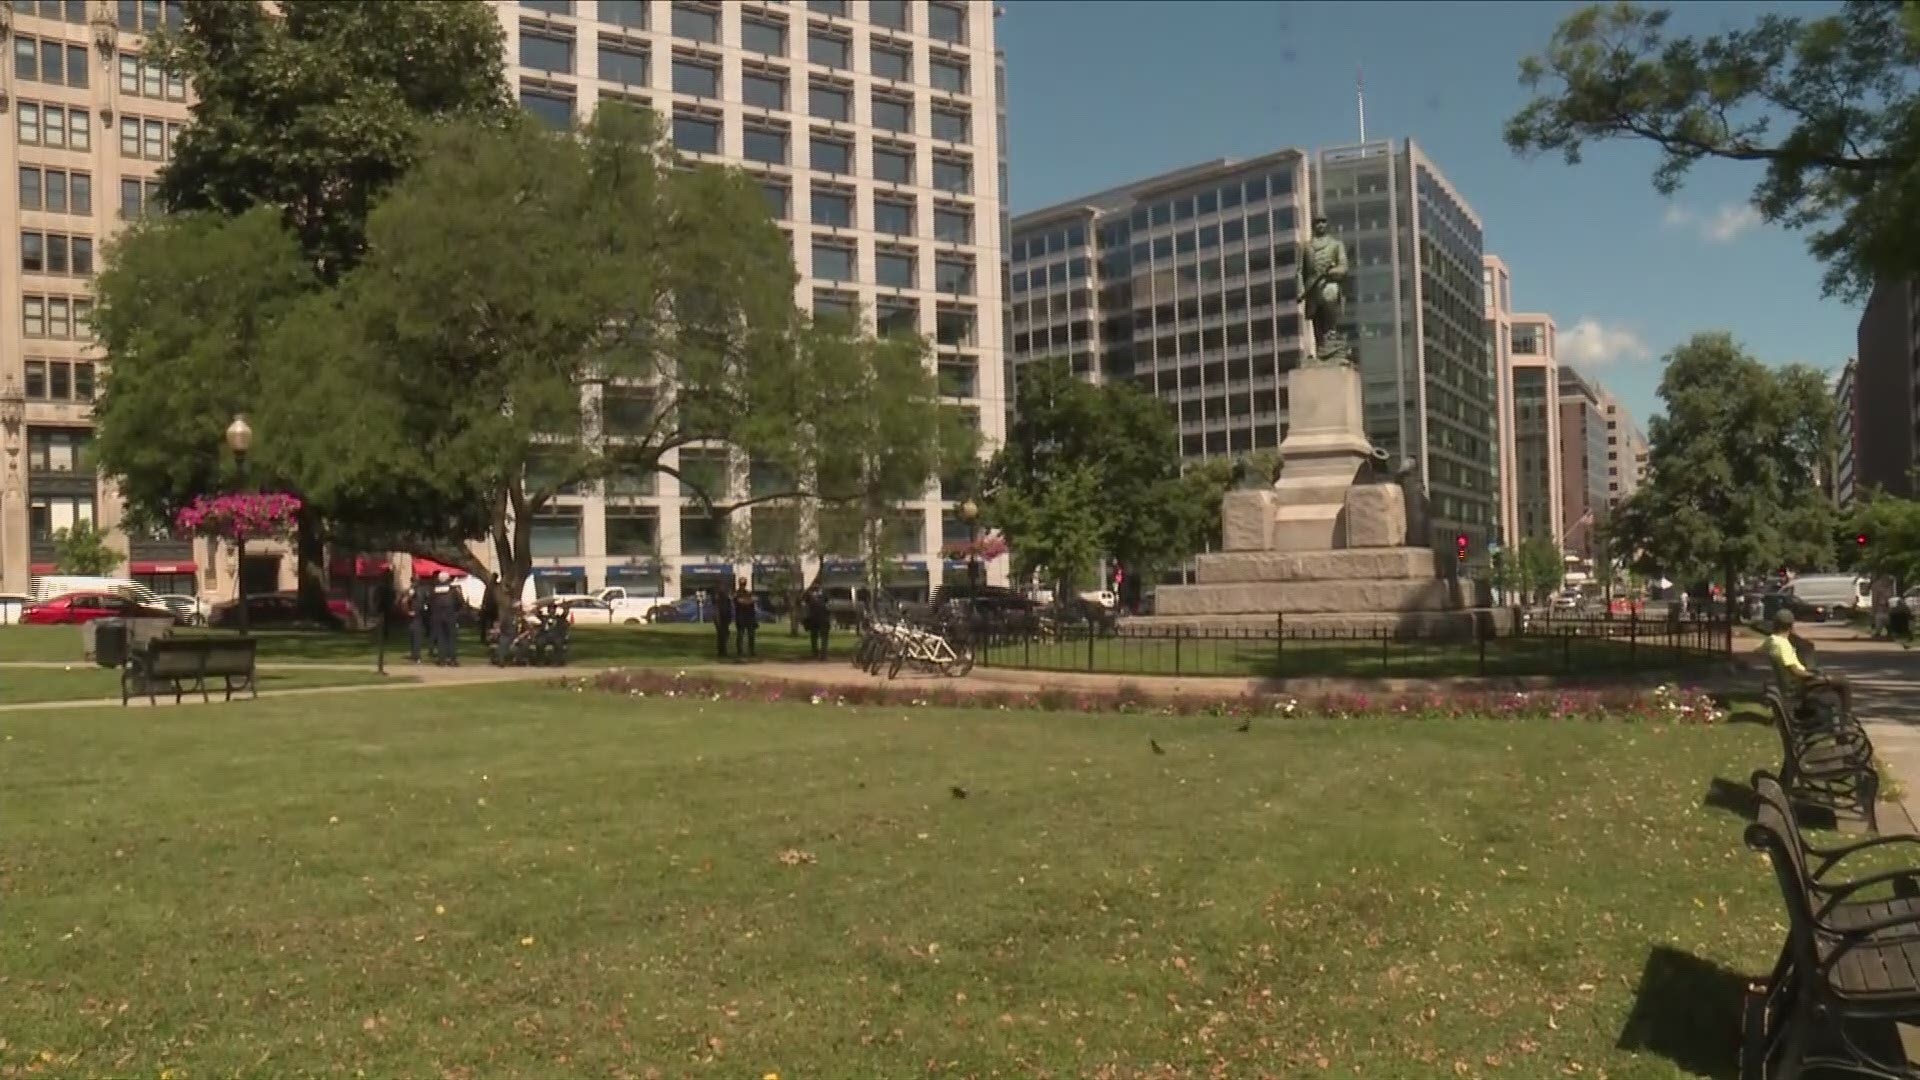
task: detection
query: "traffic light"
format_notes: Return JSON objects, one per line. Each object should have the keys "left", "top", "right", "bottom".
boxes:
{"left": 1455, "top": 534, "right": 1469, "bottom": 561}
{"left": 1857, "top": 532, "right": 1869, "bottom": 548}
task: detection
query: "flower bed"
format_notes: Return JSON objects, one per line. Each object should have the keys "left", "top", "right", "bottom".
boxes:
{"left": 573, "top": 669, "right": 1729, "bottom": 723}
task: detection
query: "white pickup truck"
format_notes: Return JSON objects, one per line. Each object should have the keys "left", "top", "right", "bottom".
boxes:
{"left": 548, "top": 586, "right": 659, "bottom": 625}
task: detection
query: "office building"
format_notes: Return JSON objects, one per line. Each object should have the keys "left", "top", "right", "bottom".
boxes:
{"left": 1600, "top": 390, "right": 1647, "bottom": 507}
{"left": 1854, "top": 278, "right": 1920, "bottom": 498}
{"left": 1482, "top": 254, "right": 1518, "bottom": 547}
{"left": 1557, "top": 365, "right": 1609, "bottom": 561}
{"left": 1007, "top": 151, "right": 1311, "bottom": 456}
{"left": 1007, "top": 139, "right": 1496, "bottom": 562}
{"left": 1, "top": 0, "right": 211, "bottom": 596}
{"left": 1834, "top": 356, "right": 1857, "bottom": 507}
{"left": 1508, "top": 313, "right": 1563, "bottom": 547}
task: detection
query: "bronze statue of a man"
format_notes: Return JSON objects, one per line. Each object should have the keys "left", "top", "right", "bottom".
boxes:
{"left": 1299, "top": 215, "right": 1352, "bottom": 364}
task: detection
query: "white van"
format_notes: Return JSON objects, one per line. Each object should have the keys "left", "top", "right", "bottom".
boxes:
{"left": 29, "top": 575, "right": 163, "bottom": 605}
{"left": 1784, "top": 574, "right": 1869, "bottom": 620}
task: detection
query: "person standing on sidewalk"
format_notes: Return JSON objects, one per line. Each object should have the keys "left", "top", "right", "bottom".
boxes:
{"left": 802, "top": 585, "right": 831, "bottom": 659}
{"left": 733, "top": 578, "right": 759, "bottom": 660}
{"left": 407, "top": 575, "right": 433, "bottom": 663}
{"left": 1872, "top": 574, "right": 1896, "bottom": 638}
{"left": 712, "top": 585, "right": 733, "bottom": 660}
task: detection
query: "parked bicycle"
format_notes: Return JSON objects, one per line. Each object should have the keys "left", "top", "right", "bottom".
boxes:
{"left": 853, "top": 609, "right": 974, "bottom": 679}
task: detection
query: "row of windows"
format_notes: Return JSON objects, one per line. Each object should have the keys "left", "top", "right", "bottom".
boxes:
{"left": 16, "top": 102, "right": 93, "bottom": 150}
{"left": 29, "top": 493, "right": 97, "bottom": 544}
{"left": 812, "top": 295, "right": 979, "bottom": 348}
{"left": 21, "top": 231, "right": 95, "bottom": 276}
{"left": 665, "top": 109, "right": 972, "bottom": 191}
{"left": 117, "top": 52, "right": 187, "bottom": 102}
{"left": 22, "top": 358, "right": 97, "bottom": 403}
{"left": 120, "top": 175, "right": 161, "bottom": 217}
{"left": 17, "top": 166, "right": 91, "bottom": 215}
{"left": 27, "top": 427, "right": 93, "bottom": 473}
{"left": 22, "top": 293, "right": 94, "bottom": 340}
{"left": 763, "top": 183, "right": 972, "bottom": 241}
{"left": 11, "top": 35, "right": 89, "bottom": 89}
{"left": 518, "top": 0, "right": 968, "bottom": 45}
{"left": 118, "top": 114, "right": 182, "bottom": 161}
{"left": 9, "top": 0, "right": 87, "bottom": 23}
{"left": 810, "top": 240, "right": 972, "bottom": 292}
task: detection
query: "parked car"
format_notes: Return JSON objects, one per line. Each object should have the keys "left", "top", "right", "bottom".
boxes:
{"left": 0, "top": 593, "right": 30, "bottom": 625}
{"left": 21, "top": 591, "right": 179, "bottom": 626}
{"left": 207, "top": 592, "right": 355, "bottom": 630}
{"left": 155, "top": 594, "right": 211, "bottom": 626}
{"left": 544, "top": 588, "right": 657, "bottom": 625}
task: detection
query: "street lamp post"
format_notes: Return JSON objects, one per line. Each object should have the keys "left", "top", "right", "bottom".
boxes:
{"left": 960, "top": 499, "right": 980, "bottom": 595}
{"left": 226, "top": 416, "right": 253, "bottom": 636}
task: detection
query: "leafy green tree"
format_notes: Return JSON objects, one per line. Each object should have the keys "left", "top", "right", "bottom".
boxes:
{"left": 984, "top": 359, "right": 1206, "bottom": 594}
{"left": 1505, "top": 1, "right": 1919, "bottom": 300}
{"left": 1605, "top": 333, "right": 1836, "bottom": 600}
{"left": 1848, "top": 494, "right": 1920, "bottom": 587}
{"left": 90, "top": 210, "right": 316, "bottom": 531}
{"left": 1518, "top": 537, "right": 1566, "bottom": 603}
{"left": 993, "top": 463, "right": 1106, "bottom": 601}
{"left": 52, "top": 521, "right": 122, "bottom": 576}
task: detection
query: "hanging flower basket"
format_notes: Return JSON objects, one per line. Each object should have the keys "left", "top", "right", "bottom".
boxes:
{"left": 941, "top": 534, "right": 1008, "bottom": 561}
{"left": 173, "top": 492, "right": 303, "bottom": 543}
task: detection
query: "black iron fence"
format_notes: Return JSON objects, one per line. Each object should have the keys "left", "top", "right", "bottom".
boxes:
{"left": 975, "top": 612, "right": 1734, "bottom": 680}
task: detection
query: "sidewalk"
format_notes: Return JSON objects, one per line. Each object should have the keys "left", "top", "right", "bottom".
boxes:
{"left": 0, "top": 659, "right": 571, "bottom": 712}
{"left": 1782, "top": 623, "right": 1920, "bottom": 831}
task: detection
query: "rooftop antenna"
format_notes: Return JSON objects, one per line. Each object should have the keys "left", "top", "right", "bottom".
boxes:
{"left": 1356, "top": 65, "right": 1367, "bottom": 142}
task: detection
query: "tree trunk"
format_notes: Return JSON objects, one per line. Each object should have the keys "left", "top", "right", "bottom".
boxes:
{"left": 294, "top": 507, "right": 331, "bottom": 623}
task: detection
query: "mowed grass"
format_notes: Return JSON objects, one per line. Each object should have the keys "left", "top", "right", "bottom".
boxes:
{"left": 0, "top": 684, "right": 1789, "bottom": 1077}
{"left": 0, "top": 665, "right": 404, "bottom": 705}
{"left": 986, "top": 632, "right": 1725, "bottom": 679}
{"left": 0, "top": 622, "right": 823, "bottom": 667}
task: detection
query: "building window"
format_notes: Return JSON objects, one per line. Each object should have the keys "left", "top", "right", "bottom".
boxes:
{"left": 23, "top": 358, "right": 94, "bottom": 401}
{"left": 933, "top": 205, "right": 971, "bottom": 244}
{"left": 871, "top": 43, "right": 910, "bottom": 81}
{"left": 21, "top": 231, "right": 93, "bottom": 276}
{"left": 931, "top": 105, "right": 969, "bottom": 142}
{"left": 27, "top": 428, "right": 93, "bottom": 474}
{"left": 871, "top": 93, "right": 912, "bottom": 133}
{"left": 928, "top": 3, "right": 966, "bottom": 43}
{"left": 742, "top": 69, "right": 786, "bottom": 110}
{"left": 519, "top": 27, "right": 575, "bottom": 72}
{"left": 935, "top": 256, "right": 973, "bottom": 294}
{"left": 597, "top": 43, "right": 647, "bottom": 85}
{"left": 811, "top": 187, "right": 852, "bottom": 228}
{"left": 119, "top": 115, "right": 183, "bottom": 162}
{"left": 932, "top": 155, "right": 971, "bottom": 194}
{"left": 599, "top": 0, "right": 645, "bottom": 28}
{"left": 117, "top": 52, "right": 184, "bottom": 101}
{"left": 813, "top": 290, "right": 857, "bottom": 322}
{"left": 17, "top": 167, "right": 43, "bottom": 211}
{"left": 873, "top": 144, "right": 913, "bottom": 185}
{"left": 869, "top": 0, "right": 909, "bottom": 30}
{"left": 670, "top": 3, "right": 718, "bottom": 43}
{"left": 874, "top": 197, "right": 914, "bottom": 235}
{"left": 809, "top": 83, "right": 850, "bottom": 122}
{"left": 119, "top": 176, "right": 161, "bottom": 218}
{"left": 604, "top": 509, "right": 660, "bottom": 557}
{"left": 29, "top": 494, "right": 97, "bottom": 543}
{"left": 936, "top": 306, "right": 976, "bottom": 347}
{"left": 18, "top": 168, "right": 91, "bottom": 215}
{"left": 759, "top": 180, "right": 790, "bottom": 219}
{"left": 808, "top": 30, "right": 850, "bottom": 69}
{"left": 876, "top": 248, "right": 916, "bottom": 289}
{"left": 18, "top": 104, "right": 92, "bottom": 152}
{"left": 520, "top": 0, "right": 573, "bottom": 13}
{"left": 529, "top": 507, "right": 584, "bottom": 558}
{"left": 13, "top": 36, "right": 90, "bottom": 88}
{"left": 808, "top": 0, "right": 848, "bottom": 15}
{"left": 742, "top": 124, "right": 788, "bottom": 165}
{"left": 810, "top": 135, "right": 852, "bottom": 174}
{"left": 116, "top": 0, "right": 184, "bottom": 30}
{"left": 929, "top": 56, "right": 968, "bottom": 94}
{"left": 672, "top": 112, "right": 720, "bottom": 154}
{"left": 520, "top": 86, "right": 576, "bottom": 129}
{"left": 741, "top": 16, "right": 787, "bottom": 55}
{"left": 672, "top": 57, "right": 719, "bottom": 97}
{"left": 811, "top": 241, "right": 854, "bottom": 282}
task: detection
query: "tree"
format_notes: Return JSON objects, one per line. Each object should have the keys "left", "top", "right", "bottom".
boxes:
{"left": 1605, "top": 333, "right": 1836, "bottom": 601}
{"left": 263, "top": 106, "right": 961, "bottom": 615}
{"left": 1518, "top": 537, "right": 1567, "bottom": 603}
{"left": 993, "top": 463, "right": 1106, "bottom": 601}
{"left": 984, "top": 359, "right": 1209, "bottom": 593}
{"left": 1505, "top": 1, "right": 1920, "bottom": 301}
{"left": 52, "top": 521, "right": 121, "bottom": 576}
{"left": 1847, "top": 493, "right": 1920, "bottom": 586}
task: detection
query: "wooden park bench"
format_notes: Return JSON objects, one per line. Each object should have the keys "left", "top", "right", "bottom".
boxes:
{"left": 1744, "top": 772, "right": 1920, "bottom": 1079}
{"left": 1764, "top": 687, "right": 1880, "bottom": 834}
{"left": 121, "top": 636, "right": 259, "bottom": 706}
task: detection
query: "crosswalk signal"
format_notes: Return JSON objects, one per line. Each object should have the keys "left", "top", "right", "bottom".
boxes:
{"left": 1455, "top": 534, "right": 1469, "bottom": 562}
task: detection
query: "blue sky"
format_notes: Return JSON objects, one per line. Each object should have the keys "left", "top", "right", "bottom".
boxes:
{"left": 997, "top": 0, "right": 1855, "bottom": 429}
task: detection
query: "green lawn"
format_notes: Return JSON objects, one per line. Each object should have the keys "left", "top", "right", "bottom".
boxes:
{"left": 1, "top": 683, "right": 1795, "bottom": 1076}
{"left": 0, "top": 622, "right": 821, "bottom": 667}
{"left": 987, "top": 632, "right": 1726, "bottom": 679}
{"left": 0, "top": 665, "right": 405, "bottom": 705}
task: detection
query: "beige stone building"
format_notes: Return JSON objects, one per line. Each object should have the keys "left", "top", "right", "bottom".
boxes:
{"left": 0, "top": 0, "right": 1008, "bottom": 605}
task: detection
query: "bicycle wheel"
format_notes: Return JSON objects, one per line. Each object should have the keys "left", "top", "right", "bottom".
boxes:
{"left": 887, "top": 644, "right": 906, "bottom": 680}
{"left": 942, "top": 647, "right": 975, "bottom": 677}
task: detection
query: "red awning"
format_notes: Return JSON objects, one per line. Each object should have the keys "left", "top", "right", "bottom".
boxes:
{"left": 410, "top": 556, "right": 470, "bottom": 579}
{"left": 130, "top": 561, "right": 197, "bottom": 575}
{"left": 328, "top": 555, "right": 391, "bottom": 578}
{"left": 30, "top": 563, "right": 54, "bottom": 575}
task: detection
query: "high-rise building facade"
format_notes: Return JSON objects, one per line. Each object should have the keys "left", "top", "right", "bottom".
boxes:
{"left": 1854, "top": 278, "right": 1920, "bottom": 498}
{"left": 1834, "top": 356, "right": 1858, "bottom": 507}
{"left": 1482, "top": 254, "right": 1517, "bottom": 547}
{"left": 1599, "top": 391, "right": 1646, "bottom": 507}
{"left": 1, "top": 0, "right": 214, "bottom": 596}
{"left": 493, "top": 0, "right": 1008, "bottom": 600}
{"left": 1314, "top": 140, "right": 1497, "bottom": 558}
{"left": 1557, "top": 365, "right": 1609, "bottom": 561}
{"left": 1007, "top": 152, "right": 1311, "bottom": 456}
{"left": 1509, "top": 314, "right": 1563, "bottom": 546}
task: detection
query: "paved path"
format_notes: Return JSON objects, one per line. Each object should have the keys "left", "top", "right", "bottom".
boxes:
{"left": 0, "top": 659, "right": 575, "bottom": 712}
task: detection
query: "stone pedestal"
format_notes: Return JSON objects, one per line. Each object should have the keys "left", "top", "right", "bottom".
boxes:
{"left": 1152, "top": 362, "right": 1480, "bottom": 636}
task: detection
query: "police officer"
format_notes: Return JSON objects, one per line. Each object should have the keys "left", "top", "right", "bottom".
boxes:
{"left": 408, "top": 574, "right": 434, "bottom": 663}
{"left": 428, "top": 571, "right": 462, "bottom": 666}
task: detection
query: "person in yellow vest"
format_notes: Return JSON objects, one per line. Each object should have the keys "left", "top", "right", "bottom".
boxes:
{"left": 1765, "top": 609, "right": 1851, "bottom": 715}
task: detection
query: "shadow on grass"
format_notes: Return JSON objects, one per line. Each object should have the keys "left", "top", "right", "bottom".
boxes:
{"left": 1615, "top": 945, "right": 1750, "bottom": 1080}
{"left": 1703, "top": 777, "right": 1759, "bottom": 822}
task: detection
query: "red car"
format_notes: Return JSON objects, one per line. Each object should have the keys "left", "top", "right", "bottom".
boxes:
{"left": 21, "top": 591, "right": 180, "bottom": 625}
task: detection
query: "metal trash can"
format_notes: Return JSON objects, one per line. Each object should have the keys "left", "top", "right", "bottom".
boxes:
{"left": 94, "top": 618, "right": 131, "bottom": 669}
